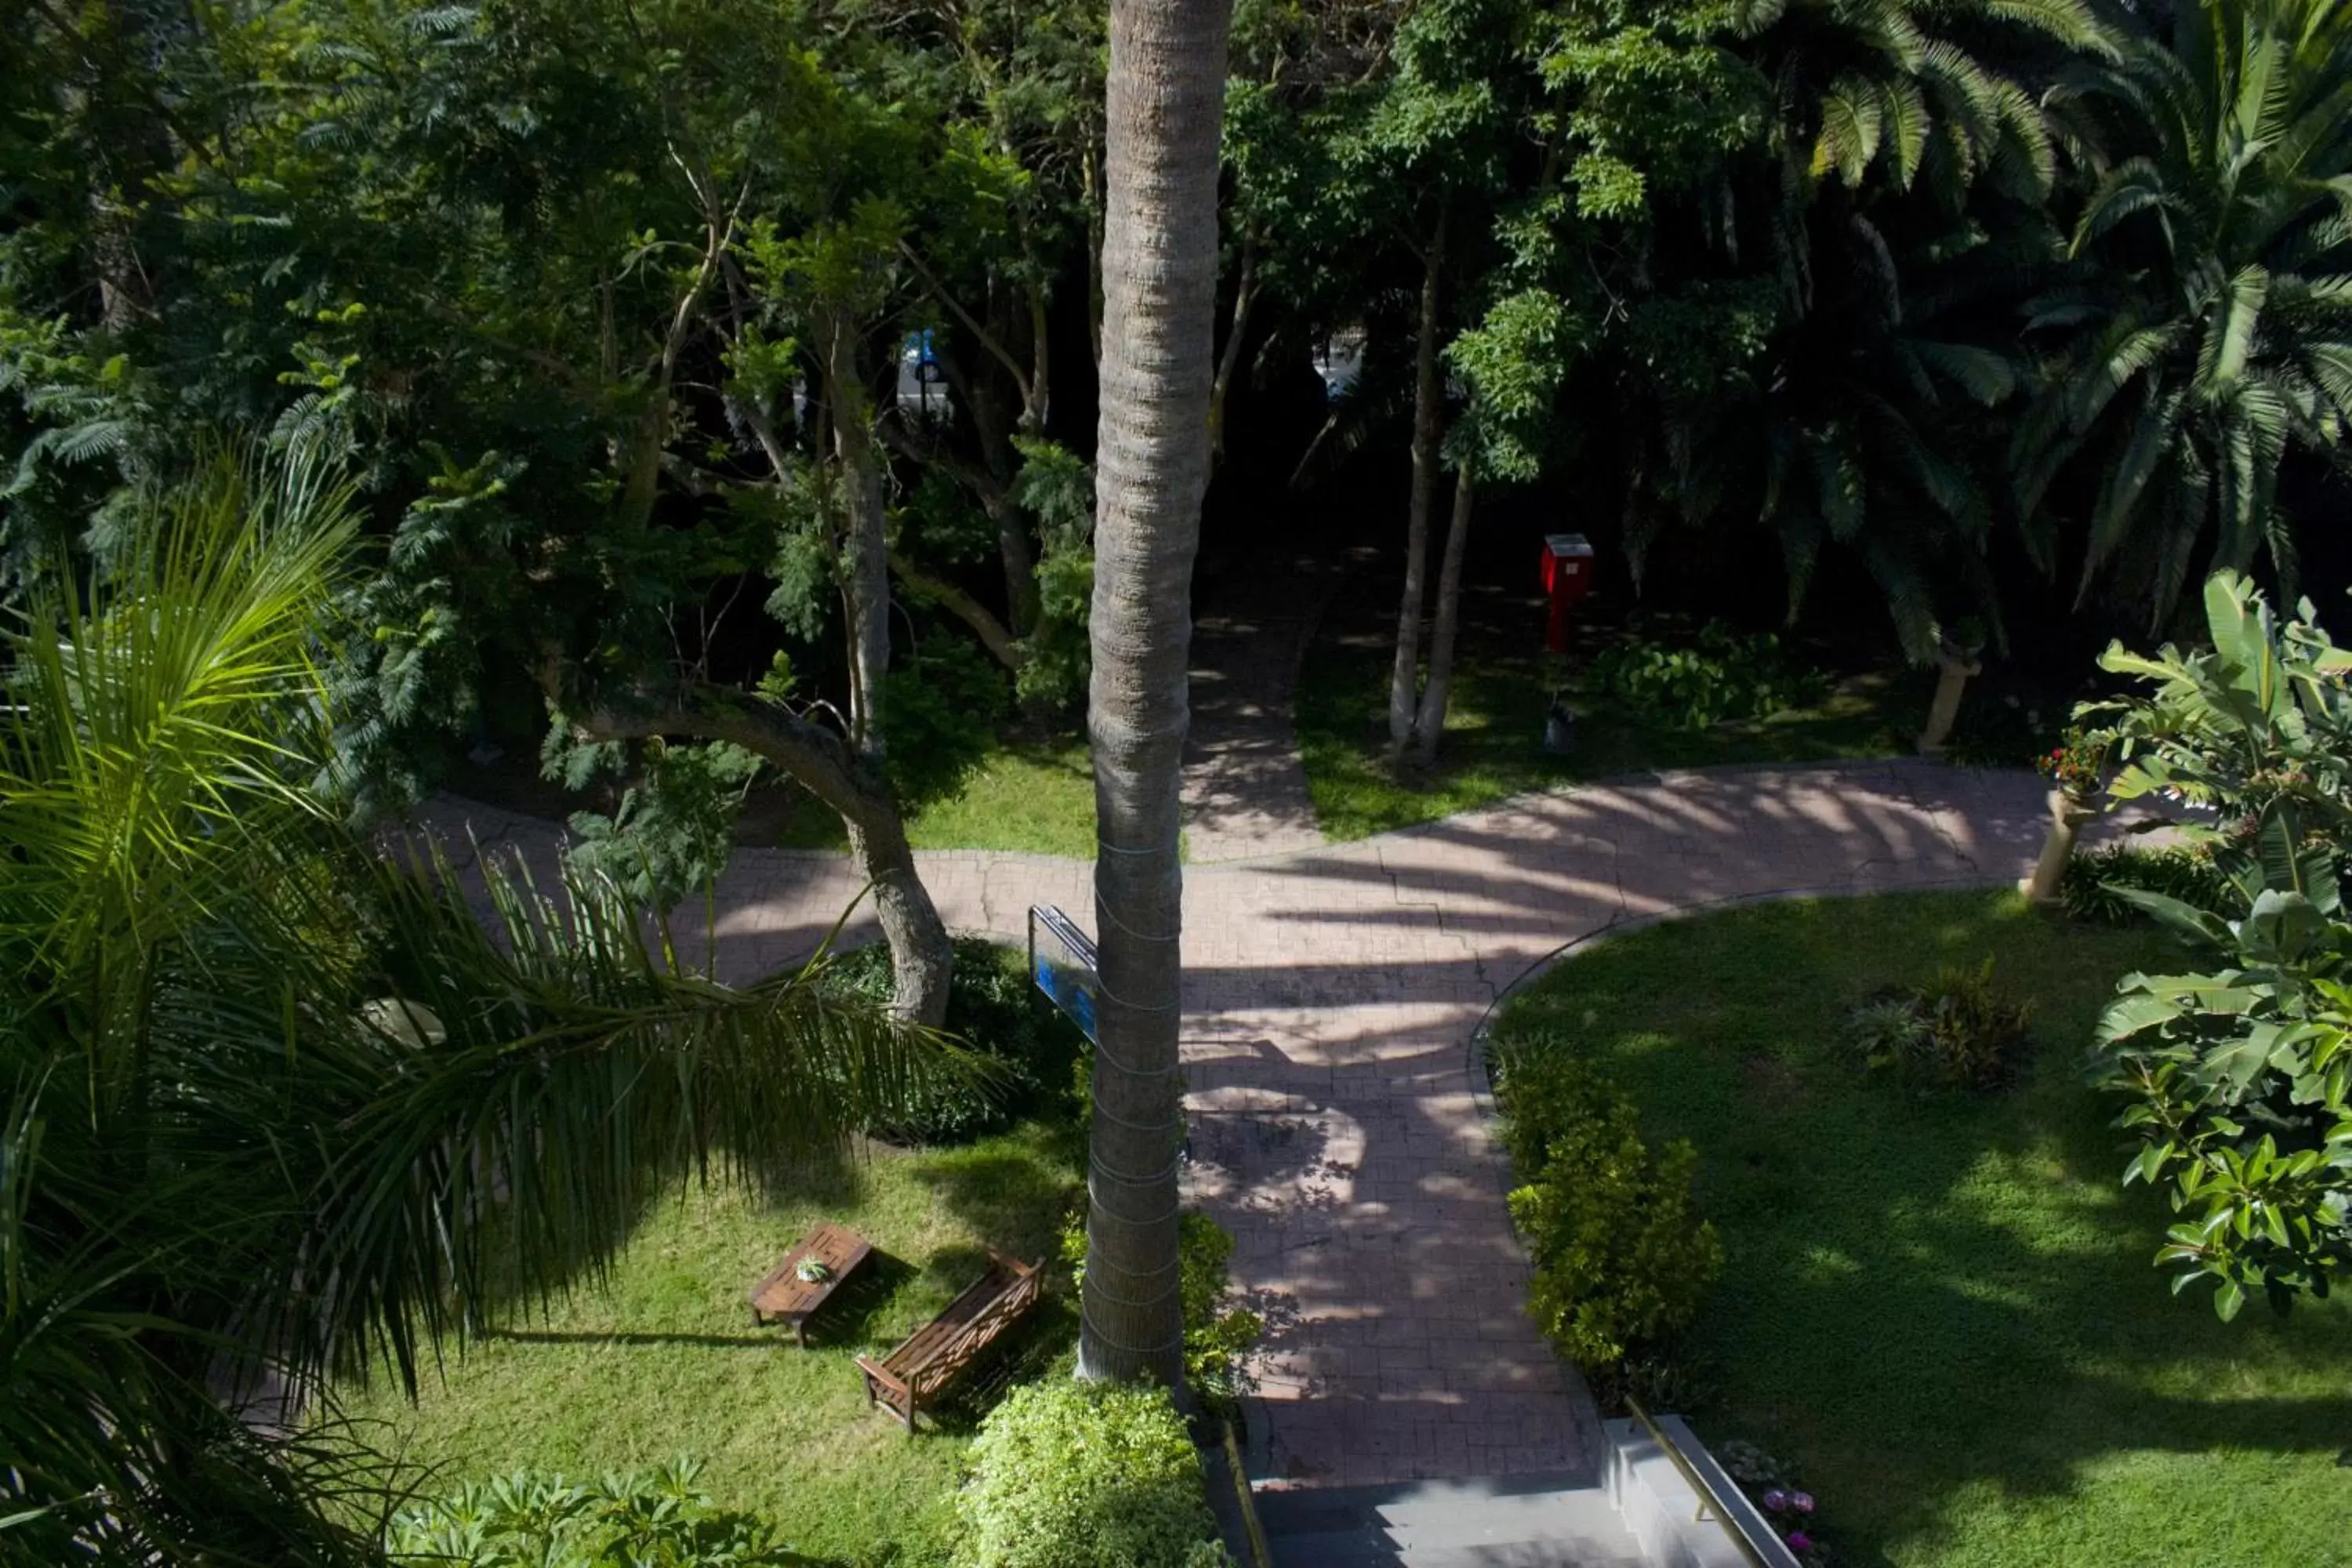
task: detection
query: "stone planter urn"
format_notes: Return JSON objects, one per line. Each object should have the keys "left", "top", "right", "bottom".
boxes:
{"left": 2022, "top": 788, "right": 2100, "bottom": 905}
{"left": 1915, "top": 633, "right": 1984, "bottom": 756}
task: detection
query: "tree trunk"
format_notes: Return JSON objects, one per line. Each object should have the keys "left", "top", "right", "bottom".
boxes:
{"left": 727, "top": 347, "right": 949, "bottom": 1026}
{"left": 1207, "top": 237, "right": 1258, "bottom": 474}
{"left": 825, "top": 317, "right": 893, "bottom": 760}
{"left": 1387, "top": 215, "right": 1446, "bottom": 765}
{"left": 992, "top": 495, "right": 1044, "bottom": 638}
{"left": 1079, "top": 0, "right": 1232, "bottom": 1390}
{"left": 573, "top": 687, "right": 954, "bottom": 1026}
{"left": 1413, "top": 456, "right": 1475, "bottom": 765}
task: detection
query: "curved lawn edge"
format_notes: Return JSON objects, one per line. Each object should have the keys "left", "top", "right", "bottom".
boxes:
{"left": 1478, "top": 890, "right": 2352, "bottom": 1568}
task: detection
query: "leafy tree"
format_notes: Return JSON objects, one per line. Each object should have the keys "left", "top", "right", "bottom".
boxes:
{"left": 2018, "top": 0, "right": 2352, "bottom": 623}
{"left": 5, "top": 0, "right": 1052, "bottom": 1022}
{"left": 0, "top": 459, "right": 958, "bottom": 1556}
{"left": 850, "top": 0, "right": 1108, "bottom": 710}
{"left": 1611, "top": 0, "right": 2110, "bottom": 656}
{"left": 2082, "top": 572, "right": 2352, "bottom": 1319}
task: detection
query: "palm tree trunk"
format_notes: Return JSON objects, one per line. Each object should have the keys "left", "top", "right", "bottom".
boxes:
{"left": 1079, "top": 0, "right": 1232, "bottom": 1389}
{"left": 1413, "top": 456, "right": 1475, "bottom": 765}
{"left": 1388, "top": 213, "right": 1446, "bottom": 765}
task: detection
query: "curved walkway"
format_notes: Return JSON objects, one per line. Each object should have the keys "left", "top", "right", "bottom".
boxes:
{"left": 416, "top": 758, "right": 2117, "bottom": 1494}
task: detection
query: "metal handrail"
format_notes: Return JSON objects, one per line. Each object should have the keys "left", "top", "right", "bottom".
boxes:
{"left": 1221, "top": 1417, "right": 1275, "bottom": 1568}
{"left": 1622, "top": 1397, "right": 1776, "bottom": 1568}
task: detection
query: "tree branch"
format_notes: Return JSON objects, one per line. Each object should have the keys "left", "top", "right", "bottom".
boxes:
{"left": 886, "top": 549, "right": 1022, "bottom": 672}
{"left": 568, "top": 681, "right": 883, "bottom": 831}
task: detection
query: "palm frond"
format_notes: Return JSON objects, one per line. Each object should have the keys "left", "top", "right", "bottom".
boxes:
{"left": 1913, "top": 339, "right": 2020, "bottom": 404}
{"left": 0, "top": 454, "right": 358, "bottom": 1092}
{"left": 2069, "top": 156, "right": 2172, "bottom": 253}
{"left": 257, "top": 843, "right": 978, "bottom": 1395}
{"left": 1814, "top": 74, "right": 1886, "bottom": 186}
{"left": 1984, "top": 0, "right": 2118, "bottom": 56}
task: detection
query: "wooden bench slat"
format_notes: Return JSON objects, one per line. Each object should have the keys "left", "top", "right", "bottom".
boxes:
{"left": 857, "top": 1254, "right": 1041, "bottom": 1432}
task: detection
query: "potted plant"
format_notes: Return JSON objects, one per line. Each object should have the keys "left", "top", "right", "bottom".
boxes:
{"left": 795, "top": 1258, "right": 833, "bottom": 1286}
{"left": 2024, "top": 727, "right": 2110, "bottom": 903}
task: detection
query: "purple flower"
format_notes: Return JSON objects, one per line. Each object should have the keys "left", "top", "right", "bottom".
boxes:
{"left": 1761, "top": 1488, "right": 1789, "bottom": 1512}
{"left": 1792, "top": 1491, "right": 1816, "bottom": 1515}
{"left": 1786, "top": 1530, "right": 1815, "bottom": 1554}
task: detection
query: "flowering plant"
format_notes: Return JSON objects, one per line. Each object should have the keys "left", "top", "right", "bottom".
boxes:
{"left": 2035, "top": 727, "right": 2108, "bottom": 797}
{"left": 1722, "top": 1441, "right": 1829, "bottom": 1560}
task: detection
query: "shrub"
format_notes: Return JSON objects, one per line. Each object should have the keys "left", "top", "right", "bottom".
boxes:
{"left": 1490, "top": 1045, "right": 1722, "bottom": 1380}
{"left": 953, "top": 1381, "right": 1231, "bottom": 1568}
{"left": 2060, "top": 843, "right": 2232, "bottom": 927}
{"left": 825, "top": 937, "right": 1089, "bottom": 1144}
{"left": 1058, "top": 1210, "right": 1264, "bottom": 1417}
{"left": 1588, "top": 622, "right": 1827, "bottom": 731}
{"left": 1842, "top": 960, "right": 2033, "bottom": 1090}
{"left": 386, "top": 1460, "right": 825, "bottom": 1566}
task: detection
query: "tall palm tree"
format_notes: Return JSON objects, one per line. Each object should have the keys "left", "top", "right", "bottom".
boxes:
{"left": 2015, "top": 0, "right": 2352, "bottom": 622}
{"left": 0, "top": 459, "right": 960, "bottom": 1559}
{"left": 1078, "top": 0, "right": 1233, "bottom": 1388}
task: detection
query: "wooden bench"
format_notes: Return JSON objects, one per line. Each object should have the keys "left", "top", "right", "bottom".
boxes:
{"left": 855, "top": 1251, "right": 1042, "bottom": 1432}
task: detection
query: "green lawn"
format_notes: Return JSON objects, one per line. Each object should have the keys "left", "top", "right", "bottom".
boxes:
{"left": 1296, "top": 631, "right": 1923, "bottom": 841}
{"left": 340, "top": 1124, "right": 1082, "bottom": 1566}
{"left": 1493, "top": 891, "right": 2352, "bottom": 1568}
{"left": 761, "top": 737, "right": 1105, "bottom": 860}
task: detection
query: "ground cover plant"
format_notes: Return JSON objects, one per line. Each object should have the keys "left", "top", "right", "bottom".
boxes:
{"left": 1491, "top": 889, "right": 2352, "bottom": 1567}
{"left": 342, "top": 1122, "right": 1080, "bottom": 1566}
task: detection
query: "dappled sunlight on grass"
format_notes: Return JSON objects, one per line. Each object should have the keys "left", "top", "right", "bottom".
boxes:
{"left": 1498, "top": 890, "right": 2352, "bottom": 1567}
{"left": 338, "top": 1127, "right": 1081, "bottom": 1565}
{"left": 765, "top": 736, "right": 1100, "bottom": 858}
{"left": 1297, "top": 636, "right": 1923, "bottom": 840}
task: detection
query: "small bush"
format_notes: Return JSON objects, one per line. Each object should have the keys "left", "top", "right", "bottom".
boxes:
{"left": 1842, "top": 959, "right": 2033, "bottom": 1091}
{"left": 825, "top": 938, "right": 1088, "bottom": 1144}
{"left": 953, "top": 1380, "right": 1231, "bottom": 1568}
{"left": 1490, "top": 1045, "right": 1722, "bottom": 1380}
{"left": 1058, "top": 1210, "right": 1264, "bottom": 1417}
{"left": 386, "top": 1460, "right": 825, "bottom": 1566}
{"left": 2060, "top": 844, "right": 2231, "bottom": 926}
{"left": 1588, "top": 622, "right": 1827, "bottom": 731}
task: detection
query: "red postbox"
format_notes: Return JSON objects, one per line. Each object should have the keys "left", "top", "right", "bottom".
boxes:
{"left": 1540, "top": 533, "right": 1595, "bottom": 652}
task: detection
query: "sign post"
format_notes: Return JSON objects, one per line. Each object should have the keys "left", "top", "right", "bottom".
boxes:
{"left": 1026, "top": 905, "right": 1099, "bottom": 1043}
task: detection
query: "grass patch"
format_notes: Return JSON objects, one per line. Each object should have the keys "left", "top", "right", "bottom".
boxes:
{"left": 1494, "top": 890, "right": 2352, "bottom": 1568}
{"left": 764, "top": 737, "right": 1099, "bottom": 858}
{"left": 341, "top": 1123, "right": 1083, "bottom": 1566}
{"left": 1296, "top": 630, "right": 1921, "bottom": 842}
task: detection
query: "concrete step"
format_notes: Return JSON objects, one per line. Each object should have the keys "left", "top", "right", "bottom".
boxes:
{"left": 1257, "top": 1474, "right": 1642, "bottom": 1568}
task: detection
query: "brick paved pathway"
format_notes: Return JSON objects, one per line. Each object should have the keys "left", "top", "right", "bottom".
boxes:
{"left": 418, "top": 757, "right": 2113, "bottom": 1494}
{"left": 1179, "top": 549, "right": 1341, "bottom": 862}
